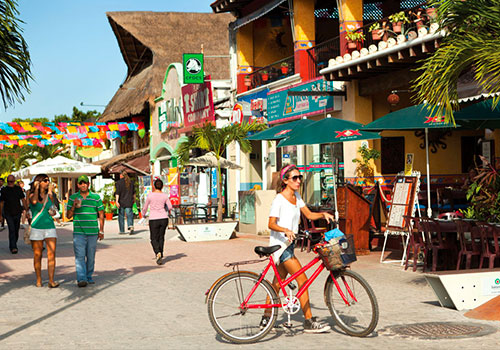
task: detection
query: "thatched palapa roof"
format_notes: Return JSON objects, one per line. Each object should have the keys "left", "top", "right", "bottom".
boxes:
{"left": 100, "top": 11, "right": 233, "bottom": 122}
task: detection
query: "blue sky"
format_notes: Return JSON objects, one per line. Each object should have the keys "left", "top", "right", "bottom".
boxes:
{"left": 0, "top": 0, "right": 213, "bottom": 122}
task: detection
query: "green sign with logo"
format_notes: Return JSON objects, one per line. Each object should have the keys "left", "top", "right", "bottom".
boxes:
{"left": 183, "top": 53, "right": 204, "bottom": 84}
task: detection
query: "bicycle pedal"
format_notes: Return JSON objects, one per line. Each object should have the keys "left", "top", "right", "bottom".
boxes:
{"left": 282, "top": 322, "right": 293, "bottom": 329}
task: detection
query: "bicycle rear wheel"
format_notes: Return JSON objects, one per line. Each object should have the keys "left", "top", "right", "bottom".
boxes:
{"left": 207, "top": 271, "right": 279, "bottom": 344}
{"left": 324, "top": 269, "right": 379, "bottom": 337}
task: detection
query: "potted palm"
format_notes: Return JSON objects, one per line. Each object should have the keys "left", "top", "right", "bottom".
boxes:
{"left": 177, "top": 122, "right": 266, "bottom": 221}
{"left": 389, "top": 11, "right": 409, "bottom": 34}
{"left": 352, "top": 144, "right": 381, "bottom": 186}
{"left": 100, "top": 183, "right": 115, "bottom": 221}
{"left": 345, "top": 30, "right": 365, "bottom": 50}
{"left": 280, "top": 62, "right": 289, "bottom": 74}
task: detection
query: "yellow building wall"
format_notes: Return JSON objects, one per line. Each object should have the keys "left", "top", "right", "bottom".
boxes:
{"left": 252, "top": 18, "right": 294, "bottom": 68}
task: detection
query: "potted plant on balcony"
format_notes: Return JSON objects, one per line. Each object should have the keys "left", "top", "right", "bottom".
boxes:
{"left": 369, "top": 22, "right": 382, "bottom": 41}
{"left": 260, "top": 70, "right": 269, "bottom": 81}
{"left": 352, "top": 144, "right": 380, "bottom": 186}
{"left": 280, "top": 62, "right": 289, "bottom": 74}
{"left": 389, "top": 11, "right": 409, "bottom": 34}
{"left": 345, "top": 30, "right": 365, "bottom": 50}
{"left": 244, "top": 75, "right": 251, "bottom": 87}
{"left": 426, "top": 7, "right": 437, "bottom": 20}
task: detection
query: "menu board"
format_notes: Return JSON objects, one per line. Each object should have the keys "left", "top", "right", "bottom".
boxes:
{"left": 386, "top": 175, "right": 419, "bottom": 233}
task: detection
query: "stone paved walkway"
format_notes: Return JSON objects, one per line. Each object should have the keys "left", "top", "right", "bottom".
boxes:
{"left": 0, "top": 220, "right": 499, "bottom": 349}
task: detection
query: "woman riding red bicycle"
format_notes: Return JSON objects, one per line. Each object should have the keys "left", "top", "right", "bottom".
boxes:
{"left": 263, "top": 164, "right": 334, "bottom": 333}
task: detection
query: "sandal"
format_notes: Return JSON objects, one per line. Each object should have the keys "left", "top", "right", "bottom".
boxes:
{"left": 36, "top": 282, "right": 43, "bottom": 288}
{"left": 48, "top": 282, "right": 60, "bottom": 288}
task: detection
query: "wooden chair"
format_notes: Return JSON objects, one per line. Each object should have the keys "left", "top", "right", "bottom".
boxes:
{"left": 300, "top": 212, "right": 327, "bottom": 252}
{"left": 455, "top": 220, "right": 481, "bottom": 270}
{"left": 418, "top": 217, "right": 456, "bottom": 271}
{"left": 474, "top": 222, "right": 500, "bottom": 269}
{"left": 404, "top": 216, "right": 427, "bottom": 272}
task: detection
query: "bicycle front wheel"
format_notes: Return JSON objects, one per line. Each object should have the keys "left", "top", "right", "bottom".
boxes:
{"left": 324, "top": 269, "right": 379, "bottom": 337}
{"left": 207, "top": 271, "right": 279, "bottom": 344}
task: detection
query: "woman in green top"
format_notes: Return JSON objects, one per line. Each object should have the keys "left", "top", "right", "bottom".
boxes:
{"left": 29, "top": 174, "right": 59, "bottom": 288}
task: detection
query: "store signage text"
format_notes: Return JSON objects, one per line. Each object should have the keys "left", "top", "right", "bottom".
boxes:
{"left": 181, "top": 81, "right": 214, "bottom": 130}
{"left": 267, "top": 78, "right": 342, "bottom": 124}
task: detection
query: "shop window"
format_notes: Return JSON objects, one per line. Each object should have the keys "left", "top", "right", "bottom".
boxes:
{"left": 461, "top": 136, "right": 482, "bottom": 173}
{"left": 381, "top": 137, "right": 404, "bottom": 174}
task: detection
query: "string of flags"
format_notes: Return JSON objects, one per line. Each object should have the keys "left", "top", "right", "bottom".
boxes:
{"left": 0, "top": 121, "right": 146, "bottom": 149}
{"left": 0, "top": 121, "right": 143, "bottom": 134}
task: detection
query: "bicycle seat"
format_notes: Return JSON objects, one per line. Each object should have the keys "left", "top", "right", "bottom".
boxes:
{"left": 254, "top": 245, "right": 281, "bottom": 257}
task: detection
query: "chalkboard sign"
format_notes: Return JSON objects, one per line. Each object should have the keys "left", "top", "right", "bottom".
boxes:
{"left": 386, "top": 174, "right": 420, "bottom": 234}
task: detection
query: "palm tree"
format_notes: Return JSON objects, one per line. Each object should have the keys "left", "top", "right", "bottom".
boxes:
{"left": 0, "top": 0, "right": 32, "bottom": 109}
{"left": 176, "top": 122, "right": 266, "bottom": 222}
{"left": 412, "top": 0, "right": 500, "bottom": 123}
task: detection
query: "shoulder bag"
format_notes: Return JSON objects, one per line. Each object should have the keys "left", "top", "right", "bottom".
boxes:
{"left": 24, "top": 194, "right": 49, "bottom": 244}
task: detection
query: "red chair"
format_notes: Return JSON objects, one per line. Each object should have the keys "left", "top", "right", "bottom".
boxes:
{"left": 404, "top": 216, "right": 427, "bottom": 272}
{"left": 417, "top": 217, "right": 456, "bottom": 271}
{"left": 300, "top": 213, "right": 327, "bottom": 252}
{"left": 455, "top": 220, "right": 481, "bottom": 270}
{"left": 474, "top": 223, "right": 500, "bottom": 269}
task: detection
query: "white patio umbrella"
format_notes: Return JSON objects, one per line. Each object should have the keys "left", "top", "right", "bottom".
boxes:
{"left": 185, "top": 152, "right": 243, "bottom": 170}
{"left": 13, "top": 156, "right": 102, "bottom": 178}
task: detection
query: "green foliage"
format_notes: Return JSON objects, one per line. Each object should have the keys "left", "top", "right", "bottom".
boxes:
{"left": 461, "top": 156, "right": 500, "bottom": 222}
{"left": 369, "top": 22, "right": 381, "bottom": 31}
{"left": 412, "top": 0, "right": 500, "bottom": 124}
{"left": 176, "top": 122, "right": 266, "bottom": 221}
{"left": 280, "top": 61, "right": 289, "bottom": 67}
{"left": 99, "top": 183, "right": 115, "bottom": 214}
{"left": 0, "top": 0, "right": 32, "bottom": 110}
{"left": 389, "top": 11, "right": 410, "bottom": 23}
{"left": 352, "top": 145, "right": 380, "bottom": 181}
{"left": 345, "top": 30, "right": 365, "bottom": 42}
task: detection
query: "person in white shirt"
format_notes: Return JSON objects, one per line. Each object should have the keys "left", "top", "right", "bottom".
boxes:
{"left": 262, "top": 164, "right": 334, "bottom": 333}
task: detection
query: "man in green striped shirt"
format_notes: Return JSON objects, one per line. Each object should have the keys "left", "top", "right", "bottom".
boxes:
{"left": 67, "top": 175, "right": 104, "bottom": 288}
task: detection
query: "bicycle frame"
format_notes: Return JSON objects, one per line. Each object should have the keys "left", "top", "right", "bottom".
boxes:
{"left": 242, "top": 253, "right": 356, "bottom": 310}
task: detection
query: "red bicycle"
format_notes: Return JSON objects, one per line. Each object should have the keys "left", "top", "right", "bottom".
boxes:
{"left": 205, "top": 231, "right": 379, "bottom": 344}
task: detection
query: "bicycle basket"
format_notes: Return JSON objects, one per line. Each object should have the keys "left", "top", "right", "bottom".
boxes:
{"left": 317, "top": 241, "right": 344, "bottom": 270}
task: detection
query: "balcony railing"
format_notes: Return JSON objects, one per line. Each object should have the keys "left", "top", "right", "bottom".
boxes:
{"left": 119, "top": 132, "right": 150, "bottom": 154}
{"left": 306, "top": 5, "right": 435, "bottom": 79}
{"left": 245, "top": 55, "right": 295, "bottom": 90}
{"left": 307, "top": 36, "right": 340, "bottom": 80}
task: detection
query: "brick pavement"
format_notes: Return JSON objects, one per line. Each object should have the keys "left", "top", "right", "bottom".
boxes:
{"left": 0, "top": 220, "right": 499, "bottom": 349}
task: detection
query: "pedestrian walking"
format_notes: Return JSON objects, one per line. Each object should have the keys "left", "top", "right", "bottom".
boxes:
{"left": 261, "top": 164, "right": 334, "bottom": 333}
{"left": 66, "top": 175, "right": 104, "bottom": 287}
{"left": 17, "top": 180, "right": 28, "bottom": 228}
{"left": 0, "top": 177, "right": 5, "bottom": 229}
{"left": 141, "top": 179, "right": 172, "bottom": 265}
{"left": 28, "top": 174, "right": 59, "bottom": 288}
{"left": 114, "top": 171, "right": 136, "bottom": 234}
{"left": 0, "top": 175, "right": 25, "bottom": 254}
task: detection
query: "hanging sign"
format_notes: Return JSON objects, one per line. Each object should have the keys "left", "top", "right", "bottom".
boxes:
{"left": 181, "top": 81, "right": 215, "bottom": 131}
{"left": 404, "top": 153, "right": 414, "bottom": 176}
{"left": 267, "top": 78, "right": 342, "bottom": 124}
{"left": 183, "top": 53, "right": 204, "bottom": 84}
{"left": 230, "top": 104, "right": 244, "bottom": 124}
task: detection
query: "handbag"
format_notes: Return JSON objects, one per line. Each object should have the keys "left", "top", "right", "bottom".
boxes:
{"left": 24, "top": 194, "right": 49, "bottom": 244}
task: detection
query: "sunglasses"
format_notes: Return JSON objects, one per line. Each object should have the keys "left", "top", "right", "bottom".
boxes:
{"left": 42, "top": 179, "right": 49, "bottom": 183}
{"left": 7, "top": 180, "right": 14, "bottom": 183}
{"left": 78, "top": 181, "right": 89, "bottom": 185}
{"left": 288, "top": 175, "right": 303, "bottom": 182}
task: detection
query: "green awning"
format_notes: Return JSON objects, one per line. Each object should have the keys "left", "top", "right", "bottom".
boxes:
{"left": 246, "top": 118, "right": 314, "bottom": 141}
{"left": 455, "top": 98, "right": 500, "bottom": 122}
{"left": 277, "top": 116, "right": 380, "bottom": 147}
{"left": 362, "top": 104, "right": 458, "bottom": 131}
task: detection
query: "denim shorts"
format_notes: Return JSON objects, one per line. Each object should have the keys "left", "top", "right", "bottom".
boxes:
{"left": 279, "top": 243, "right": 295, "bottom": 264}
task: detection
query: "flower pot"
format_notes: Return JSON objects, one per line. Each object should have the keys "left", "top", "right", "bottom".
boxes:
{"left": 105, "top": 212, "right": 113, "bottom": 221}
{"left": 244, "top": 78, "right": 251, "bottom": 87}
{"left": 371, "top": 30, "right": 381, "bottom": 41}
{"left": 261, "top": 73, "right": 269, "bottom": 81}
{"left": 415, "top": 19, "right": 425, "bottom": 29}
{"left": 347, "top": 40, "right": 358, "bottom": 50}
{"left": 392, "top": 21, "right": 402, "bottom": 33}
{"left": 281, "top": 66, "right": 289, "bottom": 74}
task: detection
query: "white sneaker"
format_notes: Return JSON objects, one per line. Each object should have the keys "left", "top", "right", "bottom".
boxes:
{"left": 303, "top": 317, "right": 330, "bottom": 333}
